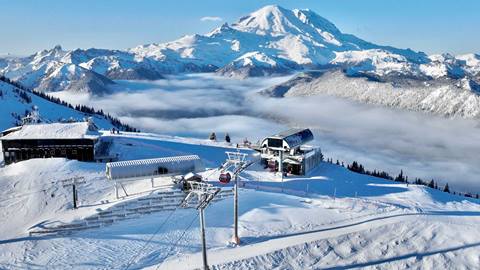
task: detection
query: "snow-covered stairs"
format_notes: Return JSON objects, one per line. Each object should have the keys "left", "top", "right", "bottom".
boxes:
{"left": 29, "top": 188, "right": 233, "bottom": 235}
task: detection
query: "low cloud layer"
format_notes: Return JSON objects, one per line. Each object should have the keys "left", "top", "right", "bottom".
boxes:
{"left": 53, "top": 74, "right": 480, "bottom": 193}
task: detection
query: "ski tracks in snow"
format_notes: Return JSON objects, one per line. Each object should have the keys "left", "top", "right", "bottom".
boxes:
{"left": 160, "top": 209, "right": 480, "bottom": 269}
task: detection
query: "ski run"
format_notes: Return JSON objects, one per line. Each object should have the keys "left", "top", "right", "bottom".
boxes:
{"left": 0, "top": 130, "right": 479, "bottom": 269}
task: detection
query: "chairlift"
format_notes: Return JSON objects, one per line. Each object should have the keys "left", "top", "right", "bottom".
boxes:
{"left": 219, "top": 172, "right": 232, "bottom": 184}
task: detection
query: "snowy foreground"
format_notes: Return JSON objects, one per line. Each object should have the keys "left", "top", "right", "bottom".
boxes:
{"left": 1, "top": 132, "right": 479, "bottom": 269}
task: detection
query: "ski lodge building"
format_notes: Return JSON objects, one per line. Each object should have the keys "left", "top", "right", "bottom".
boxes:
{"left": 0, "top": 120, "right": 114, "bottom": 165}
{"left": 258, "top": 128, "right": 323, "bottom": 175}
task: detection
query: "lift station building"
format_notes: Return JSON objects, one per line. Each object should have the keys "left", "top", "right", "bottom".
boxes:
{"left": 0, "top": 120, "right": 113, "bottom": 165}
{"left": 258, "top": 128, "right": 323, "bottom": 175}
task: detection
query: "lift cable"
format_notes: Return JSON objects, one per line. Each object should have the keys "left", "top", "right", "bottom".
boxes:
{"left": 155, "top": 211, "right": 200, "bottom": 270}
{"left": 122, "top": 203, "right": 182, "bottom": 270}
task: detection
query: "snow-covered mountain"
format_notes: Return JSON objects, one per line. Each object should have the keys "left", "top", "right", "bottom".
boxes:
{"left": 0, "top": 5, "right": 479, "bottom": 96}
{"left": 131, "top": 5, "right": 430, "bottom": 77}
{"left": 262, "top": 70, "right": 480, "bottom": 119}
{"left": 1, "top": 46, "right": 115, "bottom": 94}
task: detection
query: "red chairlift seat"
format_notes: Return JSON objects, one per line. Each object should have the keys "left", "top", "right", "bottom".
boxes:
{"left": 219, "top": 172, "right": 232, "bottom": 184}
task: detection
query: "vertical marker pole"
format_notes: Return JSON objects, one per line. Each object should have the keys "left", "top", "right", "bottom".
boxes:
{"left": 279, "top": 150, "right": 283, "bottom": 181}
{"left": 115, "top": 182, "right": 119, "bottom": 199}
{"left": 72, "top": 183, "right": 77, "bottom": 209}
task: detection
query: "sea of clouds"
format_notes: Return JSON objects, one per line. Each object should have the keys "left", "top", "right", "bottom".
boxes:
{"left": 53, "top": 73, "right": 480, "bottom": 193}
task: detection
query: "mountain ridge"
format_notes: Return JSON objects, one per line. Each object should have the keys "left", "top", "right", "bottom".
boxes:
{"left": 0, "top": 5, "right": 478, "bottom": 95}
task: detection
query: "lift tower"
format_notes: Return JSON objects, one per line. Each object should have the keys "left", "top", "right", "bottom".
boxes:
{"left": 220, "top": 151, "right": 259, "bottom": 245}
{"left": 181, "top": 181, "right": 220, "bottom": 270}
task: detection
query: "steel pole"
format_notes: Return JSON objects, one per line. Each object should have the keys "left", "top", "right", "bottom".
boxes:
{"left": 72, "top": 183, "right": 77, "bottom": 209}
{"left": 232, "top": 174, "right": 240, "bottom": 245}
{"left": 199, "top": 206, "right": 209, "bottom": 270}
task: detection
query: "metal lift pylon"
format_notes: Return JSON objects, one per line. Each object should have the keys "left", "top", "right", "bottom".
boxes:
{"left": 181, "top": 181, "right": 221, "bottom": 270}
{"left": 219, "top": 151, "right": 259, "bottom": 245}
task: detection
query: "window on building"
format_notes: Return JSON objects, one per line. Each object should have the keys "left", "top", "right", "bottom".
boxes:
{"left": 267, "top": 138, "right": 283, "bottom": 148}
{"left": 157, "top": 167, "right": 168, "bottom": 174}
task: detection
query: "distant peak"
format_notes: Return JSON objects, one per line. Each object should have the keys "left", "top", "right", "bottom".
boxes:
{"left": 256, "top": 4, "right": 286, "bottom": 12}
{"left": 232, "top": 5, "right": 301, "bottom": 35}
{"left": 231, "top": 5, "right": 341, "bottom": 37}
{"left": 53, "top": 45, "right": 63, "bottom": 51}
{"left": 206, "top": 22, "right": 232, "bottom": 37}
{"left": 220, "top": 22, "right": 231, "bottom": 30}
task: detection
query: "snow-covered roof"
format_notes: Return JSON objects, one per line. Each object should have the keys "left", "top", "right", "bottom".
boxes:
{"left": 0, "top": 126, "right": 22, "bottom": 137}
{"left": 106, "top": 155, "right": 205, "bottom": 180}
{"left": 263, "top": 128, "right": 314, "bottom": 149}
{"left": 1, "top": 121, "right": 100, "bottom": 140}
{"left": 107, "top": 155, "right": 201, "bottom": 168}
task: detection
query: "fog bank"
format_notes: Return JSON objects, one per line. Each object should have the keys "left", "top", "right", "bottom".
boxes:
{"left": 52, "top": 74, "right": 480, "bottom": 193}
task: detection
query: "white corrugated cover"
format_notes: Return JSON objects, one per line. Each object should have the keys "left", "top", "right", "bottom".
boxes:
{"left": 106, "top": 155, "right": 204, "bottom": 180}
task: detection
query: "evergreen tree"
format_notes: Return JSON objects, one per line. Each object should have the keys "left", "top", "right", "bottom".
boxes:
{"left": 443, "top": 183, "right": 450, "bottom": 193}
{"left": 359, "top": 164, "right": 365, "bottom": 174}
{"left": 395, "top": 170, "right": 405, "bottom": 182}
{"left": 225, "top": 133, "right": 231, "bottom": 143}
{"left": 209, "top": 132, "right": 217, "bottom": 141}
{"left": 428, "top": 179, "right": 435, "bottom": 188}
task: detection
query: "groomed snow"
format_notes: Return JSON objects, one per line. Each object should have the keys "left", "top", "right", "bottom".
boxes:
{"left": 0, "top": 132, "right": 479, "bottom": 269}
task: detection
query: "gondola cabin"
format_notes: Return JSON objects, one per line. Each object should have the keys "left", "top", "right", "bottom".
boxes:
{"left": 219, "top": 172, "right": 232, "bottom": 184}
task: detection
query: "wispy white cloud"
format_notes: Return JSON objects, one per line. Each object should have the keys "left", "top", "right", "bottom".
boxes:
{"left": 200, "top": 16, "right": 222, "bottom": 22}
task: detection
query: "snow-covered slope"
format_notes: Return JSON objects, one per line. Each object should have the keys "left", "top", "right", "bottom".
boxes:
{"left": 2, "top": 5, "right": 479, "bottom": 94}
{"left": 0, "top": 77, "right": 117, "bottom": 131}
{"left": 0, "top": 132, "right": 479, "bottom": 269}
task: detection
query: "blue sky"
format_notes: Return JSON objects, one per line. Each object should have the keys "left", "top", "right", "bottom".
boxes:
{"left": 0, "top": 0, "right": 479, "bottom": 56}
